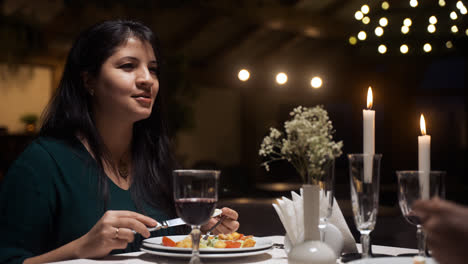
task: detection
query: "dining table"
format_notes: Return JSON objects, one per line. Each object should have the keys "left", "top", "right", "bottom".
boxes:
{"left": 50, "top": 235, "right": 420, "bottom": 264}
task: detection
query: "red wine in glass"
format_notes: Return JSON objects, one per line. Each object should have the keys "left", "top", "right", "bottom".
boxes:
{"left": 173, "top": 169, "right": 219, "bottom": 264}
{"left": 175, "top": 198, "right": 216, "bottom": 226}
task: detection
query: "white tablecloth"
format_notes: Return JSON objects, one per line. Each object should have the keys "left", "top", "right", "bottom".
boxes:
{"left": 50, "top": 236, "right": 418, "bottom": 264}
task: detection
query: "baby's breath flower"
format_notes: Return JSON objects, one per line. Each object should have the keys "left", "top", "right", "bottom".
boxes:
{"left": 259, "top": 105, "right": 343, "bottom": 183}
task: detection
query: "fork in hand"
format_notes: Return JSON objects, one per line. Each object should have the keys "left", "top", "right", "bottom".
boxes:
{"left": 202, "top": 215, "right": 227, "bottom": 240}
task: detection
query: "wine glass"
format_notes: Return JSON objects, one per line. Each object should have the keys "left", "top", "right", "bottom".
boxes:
{"left": 396, "top": 170, "right": 445, "bottom": 257}
{"left": 173, "top": 170, "right": 220, "bottom": 264}
{"left": 318, "top": 158, "right": 335, "bottom": 242}
{"left": 347, "top": 154, "right": 382, "bottom": 259}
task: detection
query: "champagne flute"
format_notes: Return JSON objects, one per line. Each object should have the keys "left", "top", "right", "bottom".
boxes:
{"left": 173, "top": 170, "right": 220, "bottom": 264}
{"left": 347, "top": 154, "right": 382, "bottom": 259}
{"left": 318, "top": 158, "right": 335, "bottom": 242}
{"left": 396, "top": 170, "right": 445, "bottom": 257}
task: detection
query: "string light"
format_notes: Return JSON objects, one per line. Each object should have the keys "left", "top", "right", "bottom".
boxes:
{"left": 355, "top": 11, "right": 364, "bottom": 20}
{"left": 362, "top": 16, "right": 371, "bottom": 24}
{"left": 379, "top": 17, "right": 388, "bottom": 27}
{"left": 401, "top": 26, "right": 410, "bottom": 34}
{"left": 358, "top": 31, "right": 367, "bottom": 40}
{"left": 400, "top": 44, "right": 409, "bottom": 54}
{"left": 450, "top": 11, "right": 458, "bottom": 20}
{"left": 378, "top": 44, "right": 387, "bottom": 54}
{"left": 375, "top": 27, "right": 384, "bottom": 37}
{"left": 361, "top": 5, "right": 370, "bottom": 14}
{"left": 423, "top": 43, "right": 432, "bottom": 52}
{"left": 350, "top": 0, "right": 467, "bottom": 54}
{"left": 382, "top": 1, "right": 390, "bottom": 10}
{"left": 404, "top": 18, "right": 412, "bottom": 27}
{"left": 427, "top": 24, "right": 436, "bottom": 33}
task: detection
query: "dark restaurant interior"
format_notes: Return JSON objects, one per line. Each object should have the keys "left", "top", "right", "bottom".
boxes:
{"left": 1, "top": 0, "right": 467, "bottom": 250}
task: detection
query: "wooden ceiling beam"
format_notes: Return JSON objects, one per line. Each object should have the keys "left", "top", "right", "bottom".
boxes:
{"left": 202, "top": 4, "right": 353, "bottom": 39}
{"left": 192, "top": 25, "right": 264, "bottom": 66}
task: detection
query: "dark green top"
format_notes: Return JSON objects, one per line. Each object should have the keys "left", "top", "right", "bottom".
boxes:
{"left": 0, "top": 137, "right": 180, "bottom": 264}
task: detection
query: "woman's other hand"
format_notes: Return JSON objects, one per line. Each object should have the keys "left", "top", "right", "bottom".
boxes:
{"left": 201, "top": 207, "right": 239, "bottom": 235}
{"left": 76, "top": 210, "right": 157, "bottom": 259}
{"left": 413, "top": 198, "right": 468, "bottom": 264}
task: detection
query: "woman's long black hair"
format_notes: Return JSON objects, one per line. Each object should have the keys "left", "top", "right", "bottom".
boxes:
{"left": 40, "top": 20, "right": 176, "bottom": 216}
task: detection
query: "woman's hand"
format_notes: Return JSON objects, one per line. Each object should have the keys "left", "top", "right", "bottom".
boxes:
{"left": 201, "top": 207, "right": 239, "bottom": 235}
{"left": 76, "top": 210, "right": 157, "bottom": 259}
{"left": 413, "top": 198, "right": 468, "bottom": 264}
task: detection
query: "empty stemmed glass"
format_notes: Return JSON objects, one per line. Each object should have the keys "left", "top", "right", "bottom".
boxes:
{"left": 173, "top": 170, "right": 220, "bottom": 264}
{"left": 318, "top": 158, "right": 335, "bottom": 242}
{"left": 347, "top": 154, "right": 382, "bottom": 259}
{"left": 396, "top": 170, "right": 445, "bottom": 257}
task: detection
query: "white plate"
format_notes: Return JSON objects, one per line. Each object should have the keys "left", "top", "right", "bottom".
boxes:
{"left": 141, "top": 246, "right": 272, "bottom": 259}
{"left": 142, "top": 235, "right": 273, "bottom": 253}
{"left": 347, "top": 257, "right": 438, "bottom": 264}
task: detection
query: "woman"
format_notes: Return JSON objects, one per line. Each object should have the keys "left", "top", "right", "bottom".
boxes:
{"left": 0, "top": 20, "right": 239, "bottom": 264}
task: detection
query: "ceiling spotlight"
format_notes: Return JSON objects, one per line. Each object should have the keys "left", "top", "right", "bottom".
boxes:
{"left": 446, "top": 41, "right": 453, "bottom": 48}
{"left": 400, "top": 44, "right": 409, "bottom": 54}
{"left": 276, "top": 73, "right": 287, "bottom": 85}
{"left": 439, "top": 0, "right": 446, "bottom": 6}
{"left": 361, "top": 5, "right": 370, "bottom": 14}
{"left": 238, "top": 69, "right": 250, "bottom": 81}
{"left": 349, "top": 36, "right": 358, "bottom": 45}
{"left": 310, "top": 77, "right": 323, "bottom": 89}
{"left": 379, "top": 17, "right": 388, "bottom": 27}
{"left": 382, "top": 1, "right": 390, "bottom": 10}
{"left": 401, "top": 25, "right": 410, "bottom": 34}
{"left": 375, "top": 27, "right": 384, "bottom": 36}
{"left": 410, "top": 0, "right": 418, "bottom": 7}
{"left": 403, "top": 18, "right": 412, "bottom": 27}
{"left": 355, "top": 11, "right": 364, "bottom": 20}
{"left": 378, "top": 44, "right": 387, "bottom": 54}
{"left": 457, "top": 1, "right": 464, "bottom": 9}
{"left": 451, "top": 25, "right": 459, "bottom": 33}
{"left": 429, "top": 16, "right": 437, "bottom": 24}
{"left": 427, "top": 24, "right": 436, "bottom": 33}
{"left": 358, "top": 31, "right": 367, "bottom": 40}
{"left": 465, "top": 29, "right": 468, "bottom": 36}
{"left": 423, "top": 43, "right": 432, "bottom": 52}
{"left": 362, "top": 16, "right": 371, "bottom": 24}
{"left": 461, "top": 7, "right": 468, "bottom": 14}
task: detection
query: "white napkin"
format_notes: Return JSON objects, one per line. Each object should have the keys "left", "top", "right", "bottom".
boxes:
{"left": 273, "top": 189, "right": 358, "bottom": 253}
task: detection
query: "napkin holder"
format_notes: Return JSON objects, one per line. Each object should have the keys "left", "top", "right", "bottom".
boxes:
{"left": 287, "top": 185, "right": 336, "bottom": 264}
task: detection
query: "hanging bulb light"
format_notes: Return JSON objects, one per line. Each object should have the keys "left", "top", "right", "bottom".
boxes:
{"left": 378, "top": 44, "right": 387, "bottom": 54}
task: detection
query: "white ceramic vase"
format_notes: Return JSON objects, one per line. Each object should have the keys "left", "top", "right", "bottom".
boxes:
{"left": 287, "top": 184, "right": 336, "bottom": 264}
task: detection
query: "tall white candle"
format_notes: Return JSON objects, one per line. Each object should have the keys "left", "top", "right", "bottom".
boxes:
{"left": 418, "top": 114, "right": 430, "bottom": 199}
{"left": 363, "top": 87, "right": 375, "bottom": 183}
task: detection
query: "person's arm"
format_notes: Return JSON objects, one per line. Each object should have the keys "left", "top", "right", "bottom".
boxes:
{"left": 0, "top": 143, "right": 157, "bottom": 264}
{"left": 24, "top": 210, "right": 157, "bottom": 264}
{"left": 201, "top": 207, "right": 239, "bottom": 234}
{"left": 413, "top": 198, "right": 468, "bottom": 264}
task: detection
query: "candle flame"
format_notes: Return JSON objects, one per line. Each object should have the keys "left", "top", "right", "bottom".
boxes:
{"left": 420, "top": 114, "right": 427, "bottom": 135}
{"left": 367, "top": 86, "right": 373, "bottom": 109}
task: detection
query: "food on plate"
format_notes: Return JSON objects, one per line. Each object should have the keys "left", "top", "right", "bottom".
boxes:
{"left": 413, "top": 256, "right": 426, "bottom": 264}
{"left": 162, "top": 232, "right": 256, "bottom": 249}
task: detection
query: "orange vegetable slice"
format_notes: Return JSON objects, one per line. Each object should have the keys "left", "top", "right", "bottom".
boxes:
{"left": 225, "top": 241, "right": 242, "bottom": 248}
{"left": 162, "top": 236, "right": 176, "bottom": 247}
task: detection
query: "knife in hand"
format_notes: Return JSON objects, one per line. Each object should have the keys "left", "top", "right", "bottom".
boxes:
{"left": 133, "top": 208, "right": 222, "bottom": 234}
